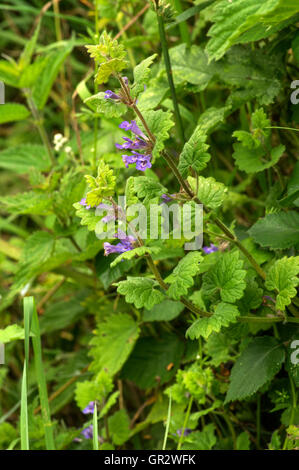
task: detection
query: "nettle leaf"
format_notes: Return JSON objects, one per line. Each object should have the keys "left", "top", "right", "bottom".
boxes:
{"left": 178, "top": 128, "right": 211, "bottom": 178}
{"left": 169, "top": 44, "right": 214, "bottom": 88}
{"left": 233, "top": 143, "right": 285, "bottom": 174}
{"left": 108, "top": 409, "right": 131, "bottom": 446}
{"left": 110, "top": 246, "right": 161, "bottom": 268}
{"left": 84, "top": 91, "right": 126, "bottom": 118}
{"left": 0, "top": 144, "right": 51, "bottom": 174}
{"left": 120, "top": 333, "right": 184, "bottom": 389}
{"left": 32, "top": 40, "right": 74, "bottom": 109}
{"left": 206, "top": 0, "right": 299, "bottom": 62}
{"left": 186, "top": 303, "right": 240, "bottom": 340}
{"left": 143, "top": 299, "right": 184, "bottom": 322}
{"left": 115, "top": 277, "right": 165, "bottom": 309}
{"left": 225, "top": 337, "right": 285, "bottom": 403}
{"left": 0, "top": 324, "right": 25, "bottom": 344}
{"left": 0, "top": 191, "right": 52, "bottom": 215}
{"left": 132, "top": 53, "right": 157, "bottom": 96}
{"left": 140, "top": 109, "right": 174, "bottom": 158}
{"left": 265, "top": 256, "right": 299, "bottom": 311}
{"left": 188, "top": 176, "right": 227, "bottom": 209}
{"left": 164, "top": 252, "right": 203, "bottom": 300}
{"left": 73, "top": 202, "right": 102, "bottom": 232}
{"left": 248, "top": 211, "right": 299, "bottom": 250}
{"left": 202, "top": 251, "right": 246, "bottom": 303}
{"left": 86, "top": 31, "right": 127, "bottom": 63}
{"left": 95, "top": 58, "right": 127, "bottom": 84}
{"left": 89, "top": 314, "right": 140, "bottom": 376}
{"left": 133, "top": 176, "right": 167, "bottom": 204}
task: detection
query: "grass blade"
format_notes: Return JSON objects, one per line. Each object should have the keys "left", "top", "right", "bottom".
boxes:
{"left": 31, "top": 298, "right": 55, "bottom": 450}
{"left": 20, "top": 364, "right": 29, "bottom": 450}
{"left": 93, "top": 403, "right": 99, "bottom": 450}
{"left": 162, "top": 393, "right": 172, "bottom": 450}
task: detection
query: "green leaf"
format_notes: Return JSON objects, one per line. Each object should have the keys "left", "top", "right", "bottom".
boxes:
{"left": 233, "top": 143, "right": 285, "bottom": 174}
{"left": 140, "top": 109, "right": 174, "bottom": 158}
{"left": 186, "top": 303, "right": 240, "bottom": 340}
{"left": 19, "top": 21, "right": 41, "bottom": 69}
{"left": 206, "top": 0, "right": 299, "bottom": 62}
{"left": 132, "top": 54, "right": 157, "bottom": 96}
{"left": 0, "top": 60, "right": 20, "bottom": 87}
{"left": 110, "top": 246, "right": 161, "bottom": 268}
{"left": 181, "top": 424, "right": 216, "bottom": 450}
{"left": 202, "top": 251, "right": 246, "bottom": 303}
{"left": 121, "top": 333, "right": 184, "bottom": 389}
{"left": 0, "top": 103, "right": 30, "bottom": 124}
{"left": 169, "top": 44, "right": 214, "bottom": 88}
{"left": 85, "top": 162, "right": 116, "bottom": 207}
{"left": 225, "top": 336, "right": 285, "bottom": 403}
{"left": 75, "top": 370, "right": 113, "bottom": 410}
{"left": 95, "top": 58, "right": 127, "bottom": 84}
{"left": 133, "top": 176, "right": 167, "bottom": 204}
{"left": 265, "top": 256, "right": 299, "bottom": 311}
{"left": 0, "top": 324, "right": 25, "bottom": 343}
{"left": 32, "top": 41, "right": 74, "bottom": 109}
{"left": 165, "top": 252, "right": 203, "bottom": 300}
{"left": 0, "top": 191, "right": 52, "bottom": 215}
{"left": 188, "top": 175, "right": 227, "bottom": 209}
{"left": 248, "top": 211, "right": 299, "bottom": 250}
{"left": 0, "top": 144, "right": 51, "bottom": 174}
{"left": 108, "top": 409, "right": 130, "bottom": 446}
{"left": 143, "top": 299, "right": 184, "bottom": 322}
{"left": 86, "top": 31, "right": 127, "bottom": 63}
{"left": 84, "top": 91, "right": 126, "bottom": 117}
{"left": 89, "top": 314, "right": 140, "bottom": 376}
{"left": 178, "top": 128, "right": 211, "bottom": 178}
{"left": 73, "top": 202, "right": 102, "bottom": 231}
{"left": 115, "top": 277, "right": 165, "bottom": 310}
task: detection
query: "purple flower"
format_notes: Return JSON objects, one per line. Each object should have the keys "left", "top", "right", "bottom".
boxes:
{"left": 82, "top": 401, "right": 96, "bottom": 415}
{"left": 136, "top": 154, "right": 152, "bottom": 171}
{"left": 203, "top": 243, "right": 218, "bottom": 254}
{"left": 176, "top": 428, "right": 192, "bottom": 437}
{"left": 104, "top": 90, "right": 120, "bottom": 100}
{"left": 263, "top": 295, "right": 276, "bottom": 304}
{"left": 161, "top": 194, "right": 176, "bottom": 204}
{"left": 103, "top": 231, "right": 136, "bottom": 256}
{"left": 122, "top": 76, "right": 129, "bottom": 86}
{"left": 115, "top": 136, "right": 147, "bottom": 151}
{"left": 79, "top": 197, "right": 91, "bottom": 210}
{"left": 97, "top": 203, "right": 118, "bottom": 223}
{"left": 119, "top": 120, "right": 146, "bottom": 138}
{"left": 122, "top": 153, "right": 138, "bottom": 167}
{"left": 81, "top": 425, "right": 93, "bottom": 439}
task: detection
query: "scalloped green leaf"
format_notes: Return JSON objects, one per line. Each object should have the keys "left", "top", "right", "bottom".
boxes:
{"left": 178, "top": 127, "right": 211, "bottom": 178}
{"left": 186, "top": 303, "right": 240, "bottom": 340}
{"left": 248, "top": 211, "right": 299, "bottom": 250}
{"left": 225, "top": 337, "right": 285, "bottom": 403}
{"left": 115, "top": 277, "right": 165, "bottom": 309}
{"left": 165, "top": 252, "right": 203, "bottom": 300}
{"left": 265, "top": 256, "right": 299, "bottom": 311}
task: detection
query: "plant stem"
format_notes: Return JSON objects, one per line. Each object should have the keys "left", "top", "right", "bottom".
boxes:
{"left": 172, "top": 0, "right": 191, "bottom": 47}
{"left": 93, "top": 0, "right": 99, "bottom": 170}
{"left": 24, "top": 89, "right": 55, "bottom": 166}
{"left": 156, "top": 10, "right": 185, "bottom": 143}
{"left": 177, "top": 396, "right": 193, "bottom": 450}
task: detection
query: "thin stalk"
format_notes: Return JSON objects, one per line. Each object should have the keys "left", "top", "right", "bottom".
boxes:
{"left": 93, "top": 403, "right": 99, "bottom": 450}
{"left": 24, "top": 89, "right": 55, "bottom": 165}
{"left": 31, "top": 298, "right": 56, "bottom": 449}
{"left": 177, "top": 396, "right": 193, "bottom": 450}
{"left": 172, "top": 0, "right": 190, "bottom": 47}
{"left": 162, "top": 393, "right": 172, "bottom": 450}
{"left": 156, "top": 10, "right": 185, "bottom": 143}
{"left": 93, "top": 0, "right": 99, "bottom": 169}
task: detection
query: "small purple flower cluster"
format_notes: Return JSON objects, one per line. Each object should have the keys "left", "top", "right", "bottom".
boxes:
{"left": 115, "top": 120, "right": 152, "bottom": 171}
{"left": 202, "top": 243, "right": 218, "bottom": 254}
{"left": 81, "top": 424, "right": 94, "bottom": 440}
{"left": 103, "top": 230, "right": 136, "bottom": 256}
{"left": 82, "top": 401, "right": 96, "bottom": 415}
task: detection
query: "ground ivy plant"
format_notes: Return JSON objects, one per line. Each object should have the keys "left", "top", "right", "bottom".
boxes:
{"left": 0, "top": 0, "right": 298, "bottom": 451}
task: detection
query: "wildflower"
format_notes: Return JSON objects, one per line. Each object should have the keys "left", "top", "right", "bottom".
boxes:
{"left": 119, "top": 120, "right": 146, "bottom": 139}
{"left": 53, "top": 133, "right": 68, "bottom": 152}
{"left": 202, "top": 243, "right": 218, "bottom": 254}
{"left": 176, "top": 428, "right": 192, "bottom": 437}
{"left": 160, "top": 194, "right": 176, "bottom": 203}
{"left": 135, "top": 154, "right": 152, "bottom": 171}
{"left": 81, "top": 424, "right": 94, "bottom": 439}
{"left": 263, "top": 295, "right": 276, "bottom": 304}
{"left": 82, "top": 401, "right": 96, "bottom": 415}
{"left": 115, "top": 136, "right": 147, "bottom": 151}
{"left": 104, "top": 90, "right": 121, "bottom": 100}
{"left": 103, "top": 231, "right": 136, "bottom": 256}
{"left": 79, "top": 197, "right": 91, "bottom": 210}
